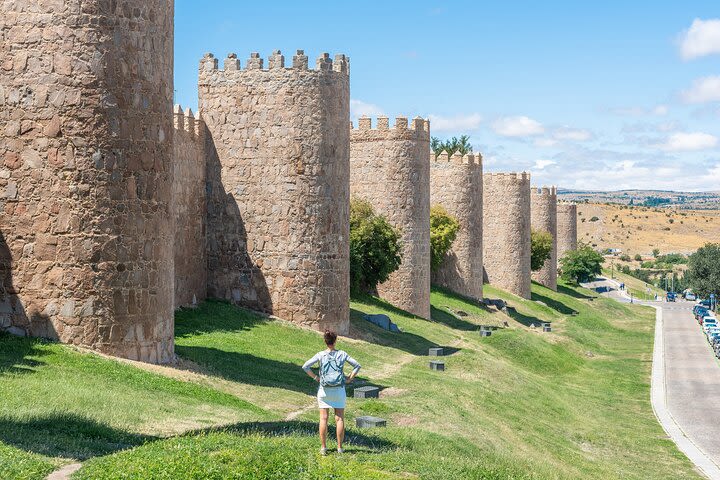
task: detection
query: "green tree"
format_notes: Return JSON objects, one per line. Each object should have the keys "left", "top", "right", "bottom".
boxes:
{"left": 634, "top": 254, "right": 642, "bottom": 261}
{"left": 560, "top": 243, "right": 604, "bottom": 284}
{"left": 429, "top": 205, "right": 460, "bottom": 271}
{"left": 686, "top": 243, "right": 720, "bottom": 298}
{"left": 652, "top": 248, "right": 660, "bottom": 258}
{"left": 349, "top": 198, "right": 402, "bottom": 293}
{"left": 430, "top": 135, "right": 473, "bottom": 158}
{"left": 530, "top": 229, "right": 553, "bottom": 271}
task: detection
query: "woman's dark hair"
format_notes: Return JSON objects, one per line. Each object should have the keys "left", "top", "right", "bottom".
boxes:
{"left": 323, "top": 330, "right": 337, "bottom": 346}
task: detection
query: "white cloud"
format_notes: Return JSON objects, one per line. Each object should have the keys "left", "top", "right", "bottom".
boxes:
{"left": 652, "top": 105, "right": 669, "bottom": 116}
{"left": 427, "top": 113, "right": 483, "bottom": 132}
{"left": 350, "top": 99, "right": 384, "bottom": 119}
{"left": 535, "top": 138, "right": 559, "bottom": 147}
{"left": 661, "top": 132, "right": 718, "bottom": 151}
{"left": 609, "top": 105, "right": 668, "bottom": 117}
{"left": 679, "top": 18, "right": 720, "bottom": 60}
{"left": 681, "top": 76, "right": 720, "bottom": 104}
{"left": 553, "top": 127, "right": 593, "bottom": 141}
{"left": 492, "top": 116, "right": 544, "bottom": 137}
{"left": 533, "top": 159, "right": 556, "bottom": 170}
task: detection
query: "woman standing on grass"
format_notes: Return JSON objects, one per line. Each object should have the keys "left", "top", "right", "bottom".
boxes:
{"left": 302, "top": 330, "right": 361, "bottom": 455}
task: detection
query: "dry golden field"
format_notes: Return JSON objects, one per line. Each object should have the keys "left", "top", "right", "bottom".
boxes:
{"left": 576, "top": 203, "right": 720, "bottom": 256}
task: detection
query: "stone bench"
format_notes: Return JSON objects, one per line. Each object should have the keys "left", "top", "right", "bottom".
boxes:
{"left": 429, "top": 347, "right": 444, "bottom": 356}
{"left": 356, "top": 416, "right": 387, "bottom": 428}
{"left": 353, "top": 386, "right": 380, "bottom": 399}
{"left": 429, "top": 360, "right": 445, "bottom": 371}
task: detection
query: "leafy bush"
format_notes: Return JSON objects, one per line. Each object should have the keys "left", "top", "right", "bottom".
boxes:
{"left": 656, "top": 253, "right": 687, "bottom": 265}
{"left": 652, "top": 248, "right": 660, "bottom": 258}
{"left": 619, "top": 254, "right": 631, "bottom": 262}
{"left": 634, "top": 254, "right": 642, "bottom": 261}
{"left": 560, "top": 243, "right": 604, "bottom": 284}
{"left": 531, "top": 230, "right": 553, "bottom": 271}
{"left": 589, "top": 216, "right": 599, "bottom": 222}
{"left": 430, "top": 205, "right": 460, "bottom": 271}
{"left": 687, "top": 243, "right": 720, "bottom": 298}
{"left": 349, "top": 198, "right": 402, "bottom": 292}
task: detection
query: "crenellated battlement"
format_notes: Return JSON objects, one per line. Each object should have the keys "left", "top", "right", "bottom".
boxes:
{"left": 350, "top": 116, "right": 430, "bottom": 141}
{"left": 173, "top": 104, "right": 205, "bottom": 142}
{"left": 432, "top": 150, "right": 482, "bottom": 166}
{"left": 199, "top": 50, "right": 349, "bottom": 76}
{"left": 531, "top": 185, "right": 557, "bottom": 196}
{"left": 484, "top": 171, "right": 530, "bottom": 182}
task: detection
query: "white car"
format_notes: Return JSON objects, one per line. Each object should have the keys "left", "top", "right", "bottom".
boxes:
{"left": 706, "top": 327, "right": 720, "bottom": 339}
{"left": 702, "top": 316, "right": 717, "bottom": 326}
{"left": 703, "top": 321, "right": 717, "bottom": 332}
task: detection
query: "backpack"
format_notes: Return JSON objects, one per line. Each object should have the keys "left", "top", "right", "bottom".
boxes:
{"left": 320, "top": 352, "right": 345, "bottom": 387}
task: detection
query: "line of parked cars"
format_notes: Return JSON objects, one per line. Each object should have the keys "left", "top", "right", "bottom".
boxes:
{"left": 693, "top": 300, "right": 720, "bottom": 358}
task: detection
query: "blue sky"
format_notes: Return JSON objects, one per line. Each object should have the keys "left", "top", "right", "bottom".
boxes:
{"left": 175, "top": 1, "right": 720, "bottom": 191}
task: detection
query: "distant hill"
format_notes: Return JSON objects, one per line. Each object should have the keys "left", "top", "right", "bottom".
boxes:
{"left": 575, "top": 203, "right": 720, "bottom": 256}
{"left": 558, "top": 189, "right": 720, "bottom": 210}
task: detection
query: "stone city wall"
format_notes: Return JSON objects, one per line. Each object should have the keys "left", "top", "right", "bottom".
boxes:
{"left": 0, "top": 0, "right": 175, "bottom": 363}
{"left": 172, "top": 105, "right": 207, "bottom": 309}
{"left": 199, "top": 50, "right": 350, "bottom": 334}
{"left": 557, "top": 202, "right": 578, "bottom": 262}
{"left": 482, "top": 173, "right": 531, "bottom": 299}
{"left": 430, "top": 151, "right": 483, "bottom": 301}
{"left": 350, "top": 116, "right": 431, "bottom": 318}
{"left": 530, "top": 186, "right": 558, "bottom": 291}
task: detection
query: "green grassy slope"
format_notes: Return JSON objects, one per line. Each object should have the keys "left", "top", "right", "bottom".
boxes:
{"left": 1, "top": 281, "right": 699, "bottom": 479}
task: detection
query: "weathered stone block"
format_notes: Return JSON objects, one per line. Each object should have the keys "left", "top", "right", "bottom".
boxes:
{"left": 429, "top": 360, "right": 445, "bottom": 371}
{"left": 354, "top": 386, "right": 380, "bottom": 399}
{"left": 429, "top": 347, "right": 444, "bottom": 356}
{"left": 356, "top": 416, "right": 387, "bottom": 428}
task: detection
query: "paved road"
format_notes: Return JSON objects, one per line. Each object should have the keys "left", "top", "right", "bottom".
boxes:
{"left": 662, "top": 301, "right": 720, "bottom": 469}
{"left": 583, "top": 277, "right": 720, "bottom": 478}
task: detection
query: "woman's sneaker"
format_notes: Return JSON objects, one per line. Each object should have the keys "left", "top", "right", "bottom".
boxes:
{"left": 320, "top": 447, "right": 327, "bottom": 456}
{"left": 337, "top": 448, "right": 344, "bottom": 454}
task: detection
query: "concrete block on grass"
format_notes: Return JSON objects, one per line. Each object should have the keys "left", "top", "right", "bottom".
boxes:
{"left": 354, "top": 386, "right": 380, "bottom": 399}
{"left": 429, "top": 360, "right": 445, "bottom": 371}
{"left": 429, "top": 347, "right": 444, "bottom": 356}
{"left": 356, "top": 416, "right": 387, "bottom": 428}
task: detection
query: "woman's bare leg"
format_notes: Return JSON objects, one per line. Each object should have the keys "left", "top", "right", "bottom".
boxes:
{"left": 334, "top": 408, "right": 345, "bottom": 450}
{"left": 319, "top": 408, "right": 329, "bottom": 449}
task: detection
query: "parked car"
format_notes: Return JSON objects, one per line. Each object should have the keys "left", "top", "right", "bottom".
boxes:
{"left": 700, "top": 299, "right": 712, "bottom": 308}
{"left": 696, "top": 308, "right": 710, "bottom": 323}
{"left": 694, "top": 304, "right": 708, "bottom": 315}
{"left": 666, "top": 292, "right": 677, "bottom": 302}
{"left": 701, "top": 316, "right": 717, "bottom": 327}
{"left": 686, "top": 293, "right": 697, "bottom": 301}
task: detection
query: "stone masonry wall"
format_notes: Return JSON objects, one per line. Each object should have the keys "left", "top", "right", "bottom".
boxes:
{"left": 350, "top": 116, "right": 431, "bottom": 318}
{"left": 482, "top": 173, "right": 531, "bottom": 299}
{"left": 430, "top": 151, "right": 483, "bottom": 301}
{"left": 557, "top": 202, "right": 578, "bottom": 262}
{"left": 531, "top": 186, "right": 558, "bottom": 291}
{"left": 0, "top": 0, "right": 175, "bottom": 363}
{"left": 172, "top": 105, "right": 206, "bottom": 309}
{"left": 199, "top": 51, "right": 350, "bottom": 334}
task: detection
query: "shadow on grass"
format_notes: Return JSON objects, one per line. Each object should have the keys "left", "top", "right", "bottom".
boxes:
{"left": 0, "top": 413, "right": 155, "bottom": 460}
{"left": 504, "top": 306, "right": 543, "bottom": 328}
{"left": 176, "top": 345, "right": 320, "bottom": 395}
{"left": 348, "top": 295, "right": 438, "bottom": 356}
{"left": 531, "top": 292, "right": 577, "bottom": 316}
{"left": 557, "top": 284, "right": 594, "bottom": 300}
{"left": 206, "top": 420, "right": 397, "bottom": 451}
{"left": 429, "top": 306, "right": 483, "bottom": 332}
{"left": 0, "top": 333, "right": 48, "bottom": 376}
{"left": 175, "top": 299, "right": 269, "bottom": 338}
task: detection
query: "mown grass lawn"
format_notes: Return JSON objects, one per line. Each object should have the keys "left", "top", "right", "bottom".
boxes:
{"left": 0, "top": 281, "right": 701, "bottom": 479}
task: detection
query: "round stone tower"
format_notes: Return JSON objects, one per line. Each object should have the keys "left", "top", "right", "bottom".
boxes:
{"left": 199, "top": 51, "right": 350, "bottom": 334}
{"left": 531, "top": 186, "right": 558, "bottom": 291}
{"left": 350, "top": 116, "right": 431, "bottom": 319}
{"left": 482, "top": 173, "right": 531, "bottom": 299}
{"left": 430, "top": 151, "right": 483, "bottom": 301}
{"left": 0, "top": 1, "right": 175, "bottom": 363}
{"left": 557, "top": 202, "right": 578, "bottom": 262}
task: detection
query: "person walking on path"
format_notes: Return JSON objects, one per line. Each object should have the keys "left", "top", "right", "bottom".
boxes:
{"left": 302, "top": 330, "right": 361, "bottom": 455}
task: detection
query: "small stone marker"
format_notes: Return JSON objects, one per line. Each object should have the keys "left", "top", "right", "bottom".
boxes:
{"left": 429, "top": 360, "right": 445, "bottom": 371}
{"left": 429, "top": 347, "right": 444, "bottom": 356}
{"left": 356, "top": 416, "right": 387, "bottom": 428}
{"left": 479, "top": 327, "right": 492, "bottom": 337}
{"left": 542, "top": 322, "right": 552, "bottom": 332}
{"left": 354, "top": 386, "right": 380, "bottom": 399}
